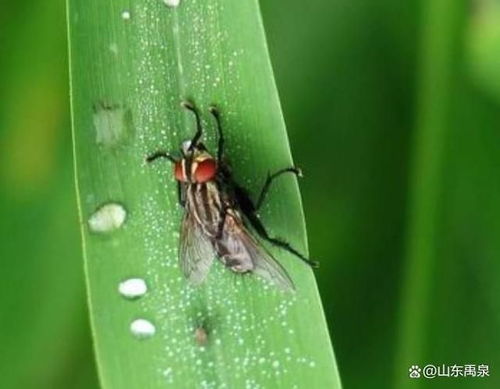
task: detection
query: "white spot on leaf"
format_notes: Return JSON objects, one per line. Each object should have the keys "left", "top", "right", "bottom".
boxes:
{"left": 119, "top": 278, "right": 147, "bottom": 299}
{"left": 163, "top": 0, "right": 181, "bottom": 7}
{"left": 88, "top": 203, "right": 127, "bottom": 233}
{"left": 130, "top": 319, "right": 156, "bottom": 339}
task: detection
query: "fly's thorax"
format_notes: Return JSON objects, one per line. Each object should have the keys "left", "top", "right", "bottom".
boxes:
{"left": 174, "top": 151, "right": 217, "bottom": 183}
{"left": 185, "top": 181, "right": 224, "bottom": 237}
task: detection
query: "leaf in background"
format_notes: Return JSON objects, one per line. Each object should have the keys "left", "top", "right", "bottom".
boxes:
{"left": 466, "top": 0, "right": 500, "bottom": 103}
{"left": 394, "top": 0, "right": 466, "bottom": 385}
{"left": 0, "top": 0, "right": 99, "bottom": 388}
{"left": 261, "top": 0, "right": 418, "bottom": 387}
{"left": 395, "top": 0, "right": 500, "bottom": 388}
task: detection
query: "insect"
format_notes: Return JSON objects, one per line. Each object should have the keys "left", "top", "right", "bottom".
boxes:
{"left": 146, "top": 101, "right": 318, "bottom": 291}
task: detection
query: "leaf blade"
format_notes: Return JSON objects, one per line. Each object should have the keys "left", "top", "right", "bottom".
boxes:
{"left": 68, "top": 0, "right": 342, "bottom": 388}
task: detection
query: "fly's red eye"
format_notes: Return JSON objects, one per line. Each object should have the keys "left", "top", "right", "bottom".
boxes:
{"left": 174, "top": 161, "right": 186, "bottom": 181}
{"left": 194, "top": 159, "right": 217, "bottom": 183}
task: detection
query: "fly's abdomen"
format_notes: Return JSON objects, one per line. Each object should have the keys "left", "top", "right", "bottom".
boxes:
{"left": 213, "top": 212, "right": 256, "bottom": 274}
{"left": 215, "top": 245, "right": 255, "bottom": 273}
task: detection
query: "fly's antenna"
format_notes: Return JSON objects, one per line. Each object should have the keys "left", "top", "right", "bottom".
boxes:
{"left": 146, "top": 151, "right": 177, "bottom": 164}
{"left": 209, "top": 105, "right": 224, "bottom": 162}
{"left": 181, "top": 100, "right": 203, "bottom": 151}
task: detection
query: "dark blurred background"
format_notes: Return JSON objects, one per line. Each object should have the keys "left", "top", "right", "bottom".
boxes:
{"left": 1, "top": 0, "right": 499, "bottom": 388}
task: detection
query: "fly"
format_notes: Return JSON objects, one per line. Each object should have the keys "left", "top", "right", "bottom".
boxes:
{"left": 146, "top": 101, "right": 318, "bottom": 291}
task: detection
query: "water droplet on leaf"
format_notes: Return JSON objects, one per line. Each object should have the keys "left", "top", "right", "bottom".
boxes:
{"left": 130, "top": 319, "right": 156, "bottom": 339}
{"left": 163, "top": 0, "right": 181, "bottom": 7}
{"left": 119, "top": 278, "right": 147, "bottom": 299}
{"left": 88, "top": 203, "right": 126, "bottom": 233}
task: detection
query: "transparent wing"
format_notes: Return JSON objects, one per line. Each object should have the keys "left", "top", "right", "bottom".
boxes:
{"left": 242, "top": 232, "right": 296, "bottom": 292}
{"left": 179, "top": 211, "right": 215, "bottom": 285}
{"left": 217, "top": 215, "right": 295, "bottom": 291}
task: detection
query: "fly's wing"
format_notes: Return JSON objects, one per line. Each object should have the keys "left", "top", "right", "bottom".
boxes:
{"left": 218, "top": 215, "right": 295, "bottom": 291}
{"left": 179, "top": 211, "right": 215, "bottom": 285}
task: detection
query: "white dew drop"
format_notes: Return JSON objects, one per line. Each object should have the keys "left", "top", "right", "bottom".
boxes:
{"left": 118, "top": 278, "right": 147, "bottom": 299}
{"left": 121, "top": 10, "right": 131, "bottom": 20}
{"left": 130, "top": 319, "right": 156, "bottom": 339}
{"left": 88, "top": 203, "right": 126, "bottom": 233}
{"left": 163, "top": 0, "right": 181, "bottom": 7}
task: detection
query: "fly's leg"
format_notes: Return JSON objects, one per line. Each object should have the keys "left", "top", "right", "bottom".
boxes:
{"left": 181, "top": 101, "right": 203, "bottom": 150}
{"left": 145, "top": 151, "right": 185, "bottom": 207}
{"left": 208, "top": 105, "right": 224, "bottom": 162}
{"left": 232, "top": 181, "right": 319, "bottom": 268}
{"left": 146, "top": 151, "right": 177, "bottom": 163}
{"left": 255, "top": 167, "right": 302, "bottom": 210}
{"left": 177, "top": 181, "right": 186, "bottom": 207}
{"left": 248, "top": 212, "right": 319, "bottom": 268}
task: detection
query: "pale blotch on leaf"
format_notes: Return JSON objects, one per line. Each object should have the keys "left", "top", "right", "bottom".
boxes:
{"left": 130, "top": 319, "right": 156, "bottom": 339}
{"left": 194, "top": 326, "right": 208, "bottom": 346}
{"left": 92, "top": 102, "right": 133, "bottom": 147}
{"left": 88, "top": 203, "right": 127, "bottom": 233}
{"left": 109, "top": 43, "right": 119, "bottom": 55}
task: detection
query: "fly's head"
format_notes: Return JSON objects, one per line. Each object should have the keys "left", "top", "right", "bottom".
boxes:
{"left": 174, "top": 140, "right": 217, "bottom": 184}
{"left": 146, "top": 101, "right": 222, "bottom": 183}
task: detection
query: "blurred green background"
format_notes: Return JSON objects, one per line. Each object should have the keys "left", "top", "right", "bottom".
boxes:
{"left": 1, "top": 0, "right": 499, "bottom": 388}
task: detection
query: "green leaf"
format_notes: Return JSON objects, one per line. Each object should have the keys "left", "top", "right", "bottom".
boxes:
{"left": 466, "top": 0, "right": 500, "bottom": 103}
{"left": 0, "top": 0, "right": 99, "bottom": 387}
{"left": 67, "top": 0, "right": 342, "bottom": 388}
